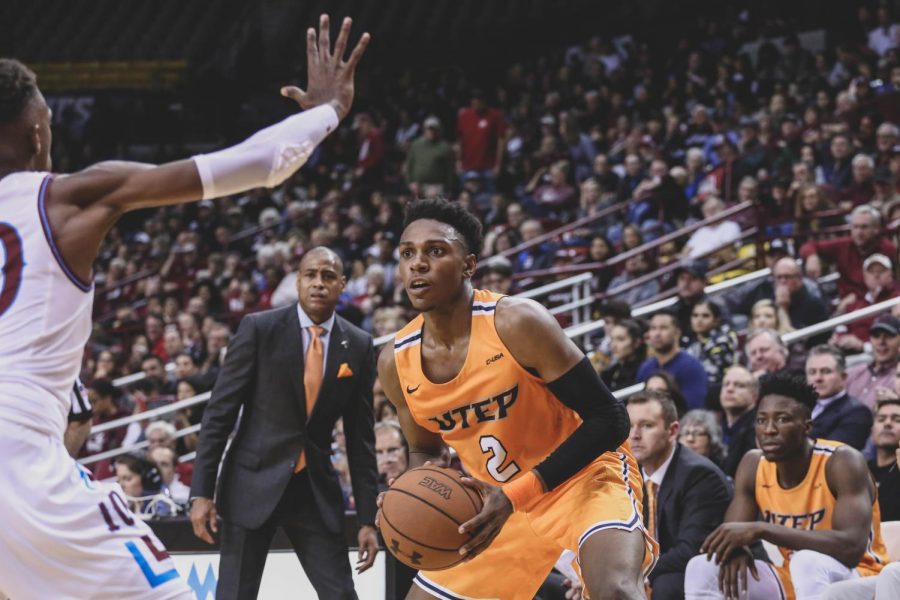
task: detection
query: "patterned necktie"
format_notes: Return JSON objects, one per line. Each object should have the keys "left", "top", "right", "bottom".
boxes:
{"left": 295, "top": 325, "right": 325, "bottom": 473}
{"left": 645, "top": 480, "right": 658, "bottom": 542}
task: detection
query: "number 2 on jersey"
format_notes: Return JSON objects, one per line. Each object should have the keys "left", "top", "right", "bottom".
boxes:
{"left": 0, "top": 223, "right": 25, "bottom": 318}
{"left": 479, "top": 435, "right": 520, "bottom": 482}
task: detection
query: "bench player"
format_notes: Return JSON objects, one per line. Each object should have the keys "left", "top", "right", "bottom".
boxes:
{"left": 377, "top": 199, "right": 657, "bottom": 600}
{"left": 0, "top": 15, "right": 368, "bottom": 599}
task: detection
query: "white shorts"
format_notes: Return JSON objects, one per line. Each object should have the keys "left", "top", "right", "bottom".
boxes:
{"left": 0, "top": 419, "right": 191, "bottom": 600}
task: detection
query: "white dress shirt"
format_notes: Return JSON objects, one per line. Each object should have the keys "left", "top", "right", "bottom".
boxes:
{"left": 642, "top": 443, "right": 678, "bottom": 487}
{"left": 297, "top": 304, "right": 336, "bottom": 375}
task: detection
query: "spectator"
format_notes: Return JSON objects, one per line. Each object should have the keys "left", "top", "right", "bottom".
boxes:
{"left": 681, "top": 197, "right": 740, "bottom": 261}
{"left": 529, "top": 160, "right": 578, "bottom": 216}
{"left": 637, "top": 311, "right": 708, "bottom": 410}
{"left": 868, "top": 4, "right": 900, "bottom": 56}
{"left": 745, "top": 329, "right": 790, "bottom": 378}
{"left": 847, "top": 315, "right": 900, "bottom": 411}
{"left": 81, "top": 379, "right": 128, "bottom": 480}
{"left": 141, "top": 354, "right": 174, "bottom": 395}
{"left": 373, "top": 420, "right": 415, "bottom": 598}
{"left": 456, "top": 89, "right": 505, "bottom": 187}
{"left": 750, "top": 298, "right": 794, "bottom": 335}
{"left": 587, "top": 233, "right": 617, "bottom": 291}
{"left": 172, "top": 352, "right": 199, "bottom": 381}
{"left": 678, "top": 409, "right": 727, "bottom": 470}
{"left": 601, "top": 319, "right": 647, "bottom": 391}
{"left": 841, "top": 154, "right": 876, "bottom": 208}
{"left": 801, "top": 204, "right": 898, "bottom": 300}
{"left": 114, "top": 453, "right": 174, "bottom": 518}
{"left": 872, "top": 166, "right": 900, "bottom": 210}
{"left": 645, "top": 371, "right": 689, "bottom": 418}
{"left": 806, "top": 345, "right": 874, "bottom": 450}
{"left": 685, "top": 299, "right": 738, "bottom": 393}
{"left": 404, "top": 116, "right": 455, "bottom": 197}
{"left": 607, "top": 253, "right": 660, "bottom": 305}
{"left": 685, "top": 373, "right": 889, "bottom": 600}
{"left": 792, "top": 183, "right": 841, "bottom": 246}
{"left": 145, "top": 420, "right": 177, "bottom": 451}
{"left": 670, "top": 260, "right": 714, "bottom": 340}
{"left": 868, "top": 400, "right": 900, "bottom": 522}
{"left": 626, "top": 391, "right": 731, "bottom": 600}
{"left": 833, "top": 255, "right": 900, "bottom": 352}
{"left": 374, "top": 420, "right": 408, "bottom": 488}
{"left": 822, "top": 133, "right": 853, "bottom": 191}
{"left": 737, "top": 257, "right": 830, "bottom": 331}
{"left": 149, "top": 446, "right": 190, "bottom": 506}
{"left": 352, "top": 112, "right": 385, "bottom": 186}
{"left": 513, "top": 218, "right": 555, "bottom": 272}
{"left": 591, "top": 300, "right": 635, "bottom": 373}
{"left": 480, "top": 259, "right": 515, "bottom": 295}
{"left": 719, "top": 366, "right": 760, "bottom": 478}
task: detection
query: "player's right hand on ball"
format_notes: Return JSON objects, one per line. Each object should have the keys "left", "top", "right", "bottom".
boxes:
{"left": 457, "top": 477, "right": 513, "bottom": 561}
{"left": 190, "top": 497, "right": 218, "bottom": 544}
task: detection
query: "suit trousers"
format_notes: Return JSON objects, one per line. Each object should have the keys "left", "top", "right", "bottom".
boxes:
{"left": 216, "top": 470, "right": 358, "bottom": 600}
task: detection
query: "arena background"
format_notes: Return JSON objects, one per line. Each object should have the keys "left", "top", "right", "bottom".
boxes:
{"left": 3, "top": 0, "right": 900, "bottom": 598}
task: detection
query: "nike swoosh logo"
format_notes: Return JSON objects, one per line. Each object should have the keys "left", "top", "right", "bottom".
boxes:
{"left": 406, "top": 385, "right": 421, "bottom": 394}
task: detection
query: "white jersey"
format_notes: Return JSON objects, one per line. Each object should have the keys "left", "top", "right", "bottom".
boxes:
{"left": 0, "top": 172, "right": 94, "bottom": 437}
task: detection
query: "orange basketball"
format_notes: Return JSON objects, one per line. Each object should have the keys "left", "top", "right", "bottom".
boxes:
{"left": 379, "top": 466, "right": 484, "bottom": 571}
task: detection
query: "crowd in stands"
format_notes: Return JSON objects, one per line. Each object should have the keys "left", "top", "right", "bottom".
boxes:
{"left": 57, "top": 3, "right": 900, "bottom": 597}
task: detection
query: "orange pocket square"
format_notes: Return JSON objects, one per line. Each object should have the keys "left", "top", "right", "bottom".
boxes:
{"left": 337, "top": 363, "right": 354, "bottom": 378}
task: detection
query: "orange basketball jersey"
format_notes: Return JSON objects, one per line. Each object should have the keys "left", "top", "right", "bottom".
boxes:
{"left": 755, "top": 438, "right": 888, "bottom": 578}
{"left": 393, "top": 290, "right": 600, "bottom": 486}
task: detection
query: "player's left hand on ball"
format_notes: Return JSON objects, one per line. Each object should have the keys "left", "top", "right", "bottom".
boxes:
{"left": 356, "top": 525, "right": 379, "bottom": 574}
{"left": 457, "top": 477, "right": 513, "bottom": 561}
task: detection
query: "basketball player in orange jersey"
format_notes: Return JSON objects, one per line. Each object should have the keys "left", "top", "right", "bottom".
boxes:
{"left": 377, "top": 198, "right": 657, "bottom": 600}
{"left": 684, "top": 372, "right": 888, "bottom": 600}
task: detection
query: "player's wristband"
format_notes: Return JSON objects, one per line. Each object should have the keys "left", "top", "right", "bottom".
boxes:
{"left": 502, "top": 471, "right": 544, "bottom": 512}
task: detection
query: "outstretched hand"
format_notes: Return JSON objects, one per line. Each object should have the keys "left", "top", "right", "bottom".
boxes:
{"left": 281, "top": 14, "right": 371, "bottom": 120}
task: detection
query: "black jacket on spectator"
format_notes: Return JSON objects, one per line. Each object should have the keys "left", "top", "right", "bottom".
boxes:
{"left": 735, "top": 279, "right": 829, "bottom": 330}
{"left": 722, "top": 409, "right": 757, "bottom": 479}
{"left": 602, "top": 352, "right": 645, "bottom": 391}
{"left": 869, "top": 461, "right": 900, "bottom": 522}
{"left": 645, "top": 443, "right": 732, "bottom": 600}
{"left": 810, "top": 392, "right": 874, "bottom": 451}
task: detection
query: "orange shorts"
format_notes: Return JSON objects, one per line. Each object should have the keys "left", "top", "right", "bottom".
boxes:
{"left": 413, "top": 450, "right": 659, "bottom": 600}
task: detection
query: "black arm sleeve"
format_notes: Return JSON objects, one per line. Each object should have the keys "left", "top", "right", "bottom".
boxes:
{"left": 534, "top": 356, "right": 631, "bottom": 491}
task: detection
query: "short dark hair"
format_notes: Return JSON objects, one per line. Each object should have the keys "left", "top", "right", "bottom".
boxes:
{"left": 90, "top": 378, "right": 117, "bottom": 400}
{"left": 876, "top": 399, "right": 900, "bottom": 412}
{"left": 0, "top": 59, "right": 38, "bottom": 124}
{"left": 141, "top": 354, "right": 164, "bottom": 367}
{"left": 484, "top": 260, "right": 513, "bottom": 279}
{"left": 403, "top": 198, "right": 484, "bottom": 260}
{"left": 759, "top": 371, "right": 818, "bottom": 412}
{"left": 651, "top": 309, "right": 680, "bottom": 329}
{"left": 627, "top": 390, "right": 679, "bottom": 426}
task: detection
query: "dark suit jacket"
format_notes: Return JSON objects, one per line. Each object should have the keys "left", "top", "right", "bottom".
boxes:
{"left": 191, "top": 304, "right": 378, "bottom": 534}
{"left": 810, "top": 392, "right": 873, "bottom": 451}
{"left": 722, "top": 409, "right": 757, "bottom": 478}
{"left": 646, "top": 444, "right": 732, "bottom": 585}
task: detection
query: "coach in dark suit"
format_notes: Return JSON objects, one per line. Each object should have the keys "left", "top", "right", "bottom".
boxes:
{"left": 627, "top": 391, "right": 732, "bottom": 600}
{"left": 190, "top": 247, "right": 379, "bottom": 600}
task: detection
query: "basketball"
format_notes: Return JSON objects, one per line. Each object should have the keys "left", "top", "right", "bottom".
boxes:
{"left": 379, "top": 466, "right": 484, "bottom": 570}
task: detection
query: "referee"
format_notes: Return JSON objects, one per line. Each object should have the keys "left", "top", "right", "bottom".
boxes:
{"left": 65, "top": 377, "right": 93, "bottom": 458}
